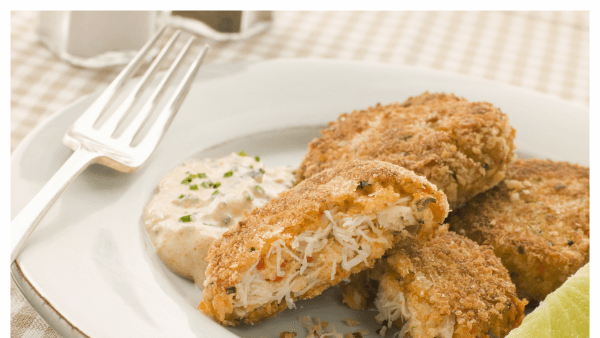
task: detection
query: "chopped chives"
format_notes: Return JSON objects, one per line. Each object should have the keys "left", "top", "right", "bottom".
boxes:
{"left": 238, "top": 150, "right": 247, "bottom": 156}
{"left": 189, "top": 184, "right": 198, "bottom": 190}
{"left": 197, "top": 173, "right": 207, "bottom": 178}
{"left": 224, "top": 171, "right": 233, "bottom": 178}
{"left": 179, "top": 194, "right": 184, "bottom": 199}
{"left": 254, "top": 156, "right": 260, "bottom": 162}
{"left": 179, "top": 215, "right": 192, "bottom": 222}
{"left": 213, "top": 182, "right": 221, "bottom": 188}
{"left": 212, "top": 190, "right": 220, "bottom": 196}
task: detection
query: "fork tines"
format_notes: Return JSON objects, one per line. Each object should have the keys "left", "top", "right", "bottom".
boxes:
{"left": 83, "top": 26, "right": 209, "bottom": 146}
{"left": 11, "top": 27, "right": 209, "bottom": 264}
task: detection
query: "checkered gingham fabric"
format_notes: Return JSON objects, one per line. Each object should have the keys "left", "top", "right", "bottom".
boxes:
{"left": 10, "top": 10, "right": 589, "bottom": 337}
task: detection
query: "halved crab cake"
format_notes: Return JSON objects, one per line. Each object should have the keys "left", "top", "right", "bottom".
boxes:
{"left": 375, "top": 231, "right": 527, "bottom": 338}
{"left": 199, "top": 160, "right": 449, "bottom": 326}
{"left": 296, "top": 92, "right": 516, "bottom": 210}
{"left": 448, "top": 159, "right": 589, "bottom": 302}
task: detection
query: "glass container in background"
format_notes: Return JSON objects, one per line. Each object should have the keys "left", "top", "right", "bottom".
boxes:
{"left": 167, "top": 11, "right": 272, "bottom": 41}
{"left": 37, "top": 11, "right": 166, "bottom": 68}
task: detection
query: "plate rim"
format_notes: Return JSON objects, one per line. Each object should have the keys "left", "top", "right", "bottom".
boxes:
{"left": 10, "top": 58, "right": 589, "bottom": 338}
{"left": 11, "top": 261, "right": 90, "bottom": 338}
{"left": 11, "top": 58, "right": 589, "bottom": 165}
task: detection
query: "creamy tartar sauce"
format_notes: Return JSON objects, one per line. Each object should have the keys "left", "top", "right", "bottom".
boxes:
{"left": 143, "top": 152, "right": 294, "bottom": 288}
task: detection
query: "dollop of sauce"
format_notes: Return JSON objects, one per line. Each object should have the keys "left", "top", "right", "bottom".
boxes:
{"left": 143, "top": 152, "right": 294, "bottom": 288}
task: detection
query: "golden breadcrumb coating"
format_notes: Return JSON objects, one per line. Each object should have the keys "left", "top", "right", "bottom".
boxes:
{"left": 199, "top": 160, "right": 449, "bottom": 325}
{"left": 376, "top": 231, "right": 526, "bottom": 338}
{"left": 296, "top": 92, "right": 516, "bottom": 210}
{"left": 448, "top": 159, "right": 589, "bottom": 302}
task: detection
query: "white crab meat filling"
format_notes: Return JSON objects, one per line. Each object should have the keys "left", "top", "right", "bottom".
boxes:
{"left": 374, "top": 283, "right": 456, "bottom": 338}
{"left": 230, "top": 195, "right": 430, "bottom": 316}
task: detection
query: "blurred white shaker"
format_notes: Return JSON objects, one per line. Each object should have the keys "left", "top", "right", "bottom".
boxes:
{"left": 38, "top": 11, "right": 164, "bottom": 68}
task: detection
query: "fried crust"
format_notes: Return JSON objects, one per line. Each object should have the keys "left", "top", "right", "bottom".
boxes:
{"left": 199, "top": 160, "right": 449, "bottom": 325}
{"left": 381, "top": 231, "right": 527, "bottom": 338}
{"left": 448, "top": 159, "right": 590, "bottom": 302}
{"left": 296, "top": 92, "right": 516, "bottom": 210}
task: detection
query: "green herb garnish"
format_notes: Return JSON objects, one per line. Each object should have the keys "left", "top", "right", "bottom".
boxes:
{"left": 212, "top": 190, "right": 220, "bottom": 196}
{"left": 249, "top": 165, "right": 254, "bottom": 169}
{"left": 189, "top": 184, "right": 198, "bottom": 190}
{"left": 254, "top": 156, "right": 260, "bottom": 162}
{"left": 201, "top": 182, "right": 210, "bottom": 188}
{"left": 181, "top": 173, "right": 199, "bottom": 184}
{"left": 179, "top": 215, "right": 192, "bottom": 222}
{"left": 213, "top": 182, "right": 221, "bottom": 188}
{"left": 197, "top": 173, "right": 207, "bottom": 179}
{"left": 224, "top": 171, "right": 233, "bottom": 178}
{"left": 179, "top": 194, "right": 185, "bottom": 199}
{"left": 238, "top": 150, "right": 247, "bottom": 156}
{"left": 255, "top": 185, "right": 264, "bottom": 193}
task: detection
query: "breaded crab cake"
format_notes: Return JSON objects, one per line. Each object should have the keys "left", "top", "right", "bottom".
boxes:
{"left": 448, "top": 159, "right": 589, "bottom": 302}
{"left": 199, "top": 160, "right": 449, "bottom": 325}
{"left": 296, "top": 92, "right": 516, "bottom": 210}
{"left": 374, "top": 231, "right": 527, "bottom": 338}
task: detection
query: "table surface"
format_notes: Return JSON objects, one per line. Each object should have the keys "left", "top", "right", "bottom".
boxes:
{"left": 10, "top": 10, "right": 589, "bottom": 337}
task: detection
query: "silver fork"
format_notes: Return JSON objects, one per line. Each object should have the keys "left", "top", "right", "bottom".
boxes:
{"left": 11, "top": 27, "right": 209, "bottom": 263}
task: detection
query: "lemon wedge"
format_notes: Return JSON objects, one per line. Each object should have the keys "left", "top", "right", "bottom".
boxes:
{"left": 507, "top": 263, "right": 589, "bottom": 338}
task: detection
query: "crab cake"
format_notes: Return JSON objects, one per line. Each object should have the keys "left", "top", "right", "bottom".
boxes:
{"left": 296, "top": 92, "right": 516, "bottom": 210}
{"left": 448, "top": 159, "right": 589, "bottom": 302}
{"left": 199, "top": 160, "right": 449, "bottom": 326}
{"left": 374, "top": 232, "right": 527, "bottom": 338}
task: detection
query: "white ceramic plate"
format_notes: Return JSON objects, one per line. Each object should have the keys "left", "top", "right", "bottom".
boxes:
{"left": 11, "top": 59, "right": 589, "bottom": 338}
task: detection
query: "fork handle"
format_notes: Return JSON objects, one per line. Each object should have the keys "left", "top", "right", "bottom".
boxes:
{"left": 11, "top": 148, "right": 100, "bottom": 263}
